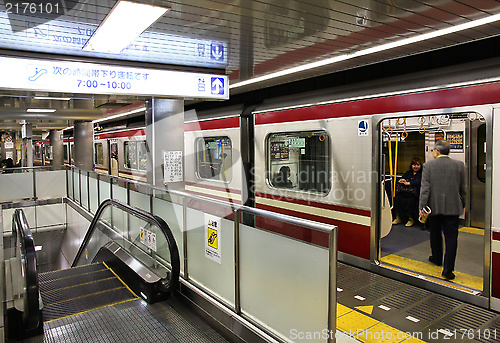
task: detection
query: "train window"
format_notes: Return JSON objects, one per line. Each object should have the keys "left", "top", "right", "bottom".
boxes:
{"left": 382, "top": 131, "right": 425, "bottom": 175}
{"left": 94, "top": 143, "right": 104, "bottom": 165}
{"left": 45, "top": 145, "right": 53, "bottom": 160}
{"left": 124, "top": 140, "right": 147, "bottom": 171}
{"left": 477, "top": 124, "right": 486, "bottom": 183}
{"left": 34, "top": 145, "right": 42, "bottom": 159}
{"left": 138, "top": 141, "right": 147, "bottom": 171}
{"left": 124, "top": 141, "right": 137, "bottom": 170}
{"left": 63, "top": 144, "right": 68, "bottom": 162}
{"left": 195, "top": 137, "right": 232, "bottom": 181}
{"left": 267, "top": 131, "right": 330, "bottom": 193}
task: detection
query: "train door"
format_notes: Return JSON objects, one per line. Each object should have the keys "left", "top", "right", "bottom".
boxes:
{"left": 109, "top": 140, "right": 119, "bottom": 176}
{"left": 468, "top": 119, "right": 486, "bottom": 228}
{"left": 377, "top": 113, "right": 487, "bottom": 295}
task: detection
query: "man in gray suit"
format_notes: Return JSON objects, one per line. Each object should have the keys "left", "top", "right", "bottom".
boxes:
{"left": 419, "top": 140, "right": 466, "bottom": 280}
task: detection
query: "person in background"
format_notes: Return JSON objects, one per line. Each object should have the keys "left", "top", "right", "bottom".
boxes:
{"left": 419, "top": 140, "right": 466, "bottom": 280}
{"left": 392, "top": 158, "right": 423, "bottom": 227}
{"left": 272, "top": 165, "right": 293, "bottom": 188}
{"left": 1, "top": 158, "right": 14, "bottom": 173}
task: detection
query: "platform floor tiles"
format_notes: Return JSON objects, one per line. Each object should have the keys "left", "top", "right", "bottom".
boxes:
{"left": 336, "top": 263, "right": 500, "bottom": 343}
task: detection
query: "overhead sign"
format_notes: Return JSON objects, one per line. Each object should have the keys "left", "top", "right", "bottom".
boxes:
{"left": 0, "top": 12, "right": 228, "bottom": 69}
{"left": 0, "top": 55, "right": 229, "bottom": 99}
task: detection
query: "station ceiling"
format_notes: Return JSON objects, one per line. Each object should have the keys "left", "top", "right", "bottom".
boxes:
{"left": 1, "top": 0, "right": 500, "bottom": 135}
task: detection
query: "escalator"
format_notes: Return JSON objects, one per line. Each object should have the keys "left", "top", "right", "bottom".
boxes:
{"left": 5, "top": 199, "right": 182, "bottom": 341}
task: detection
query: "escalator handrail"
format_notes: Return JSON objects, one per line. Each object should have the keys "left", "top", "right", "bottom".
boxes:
{"left": 12, "top": 209, "right": 40, "bottom": 330}
{"left": 72, "top": 198, "right": 180, "bottom": 291}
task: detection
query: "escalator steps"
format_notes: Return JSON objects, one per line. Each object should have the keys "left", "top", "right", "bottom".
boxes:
{"left": 39, "top": 263, "right": 137, "bottom": 322}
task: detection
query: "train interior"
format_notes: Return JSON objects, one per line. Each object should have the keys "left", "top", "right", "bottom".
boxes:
{"left": 378, "top": 112, "right": 487, "bottom": 295}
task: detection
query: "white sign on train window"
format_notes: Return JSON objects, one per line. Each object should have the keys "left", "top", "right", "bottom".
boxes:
{"left": 0, "top": 55, "right": 228, "bottom": 99}
{"left": 358, "top": 120, "right": 369, "bottom": 136}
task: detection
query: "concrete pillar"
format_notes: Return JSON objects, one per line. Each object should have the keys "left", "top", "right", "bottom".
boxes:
{"left": 49, "top": 129, "right": 64, "bottom": 167}
{"left": 22, "top": 123, "right": 33, "bottom": 167}
{"left": 73, "top": 121, "right": 93, "bottom": 171}
{"left": 145, "top": 98, "right": 184, "bottom": 189}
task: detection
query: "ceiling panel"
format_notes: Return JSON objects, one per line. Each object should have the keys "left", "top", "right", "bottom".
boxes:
{"left": 0, "top": 0, "right": 500, "bottom": 131}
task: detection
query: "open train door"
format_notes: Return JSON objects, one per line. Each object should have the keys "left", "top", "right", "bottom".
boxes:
{"left": 109, "top": 140, "right": 119, "bottom": 176}
{"left": 376, "top": 113, "right": 488, "bottom": 299}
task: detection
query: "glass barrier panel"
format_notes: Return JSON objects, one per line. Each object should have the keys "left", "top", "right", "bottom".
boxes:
{"left": 0, "top": 173, "right": 33, "bottom": 202}
{"left": 89, "top": 174, "right": 99, "bottom": 213}
{"left": 111, "top": 206, "right": 128, "bottom": 244}
{"left": 99, "top": 178, "right": 111, "bottom": 206}
{"left": 68, "top": 168, "right": 76, "bottom": 202}
{"left": 186, "top": 203, "right": 235, "bottom": 306}
{"left": 240, "top": 222, "right": 329, "bottom": 342}
{"left": 112, "top": 182, "right": 127, "bottom": 204}
{"left": 81, "top": 171, "right": 89, "bottom": 211}
{"left": 129, "top": 190, "right": 150, "bottom": 237}
{"left": 130, "top": 187, "right": 150, "bottom": 212}
{"left": 74, "top": 170, "right": 81, "bottom": 205}
{"left": 2, "top": 207, "right": 35, "bottom": 233}
{"left": 152, "top": 195, "right": 184, "bottom": 274}
{"left": 36, "top": 170, "right": 66, "bottom": 199}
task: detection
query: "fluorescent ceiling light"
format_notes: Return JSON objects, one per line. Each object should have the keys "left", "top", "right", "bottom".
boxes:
{"left": 33, "top": 96, "right": 71, "bottom": 101}
{"left": 26, "top": 108, "right": 56, "bottom": 112}
{"left": 83, "top": 1, "right": 169, "bottom": 54}
{"left": 230, "top": 13, "right": 500, "bottom": 89}
{"left": 92, "top": 106, "right": 146, "bottom": 123}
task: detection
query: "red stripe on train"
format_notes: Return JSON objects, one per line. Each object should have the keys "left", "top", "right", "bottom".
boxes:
{"left": 256, "top": 203, "right": 370, "bottom": 259}
{"left": 255, "top": 192, "right": 370, "bottom": 217}
{"left": 255, "top": 82, "right": 500, "bottom": 125}
{"left": 95, "top": 129, "right": 145, "bottom": 140}
{"left": 184, "top": 117, "right": 240, "bottom": 132}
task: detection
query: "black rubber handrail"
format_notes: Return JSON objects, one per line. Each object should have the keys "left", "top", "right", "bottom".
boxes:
{"left": 72, "top": 199, "right": 180, "bottom": 292}
{"left": 12, "top": 209, "right": 40, "bottom": 330}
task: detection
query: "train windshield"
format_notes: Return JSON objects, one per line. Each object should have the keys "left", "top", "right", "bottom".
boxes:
{"left": 267, "top": 130, "right": 330, "bottom": 194}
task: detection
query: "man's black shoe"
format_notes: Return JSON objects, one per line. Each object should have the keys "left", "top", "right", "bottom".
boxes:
{"left": 442, "top": 271, "right": 455, "bottom": 280}
{"left": 428, "top": 256, "right": 442, "bottom": 266}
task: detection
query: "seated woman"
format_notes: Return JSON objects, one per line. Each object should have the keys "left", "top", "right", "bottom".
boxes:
{"left": 272, "top": 166, "right": 293, "bottom": 188}
{"left": 392, "top": 158, "right": 422, "bottom": 227}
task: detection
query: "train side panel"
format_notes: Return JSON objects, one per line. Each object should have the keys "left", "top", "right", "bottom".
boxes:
{"left": 184, "top": 117, "right": 243, "bottom": 210}
{"left": 254, "top": 116, "right": 372, "bottom": 259}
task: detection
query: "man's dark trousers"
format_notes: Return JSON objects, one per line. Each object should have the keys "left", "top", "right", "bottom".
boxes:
{"left": 429, "top": 214, "right": 459, "bottom": 273}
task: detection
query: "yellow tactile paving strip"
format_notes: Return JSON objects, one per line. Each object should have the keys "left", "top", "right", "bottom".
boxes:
{"left": 380, "top": 254, "right": 483, "bottom": 291}
{"left": 337, "top": 304, "right": 426, "bottom": 343}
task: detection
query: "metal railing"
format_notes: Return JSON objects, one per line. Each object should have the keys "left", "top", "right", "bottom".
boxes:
{"left": 11, "top": 209, "right": 40, "bottom": 331}
{"left": 67, "top": 166, "right": 338, "bottom": 343}
{"left": 72, "top": 198, "right": 180, "bottom": 293}
{"left": 2, "top": 165, "right": 337, "bottom": 342}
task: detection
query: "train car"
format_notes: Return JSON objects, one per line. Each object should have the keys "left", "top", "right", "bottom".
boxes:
{"left": 63, "top": 137, "right": 74, "bottom": 167}
{"left": 33, "top": 140, "right": 51, "bottom": 166}
{"left": 184, "top": 61, "right": 500, "bottom": 308}
{"left": 93, "top": 128, "right": 147, "bottom": 182}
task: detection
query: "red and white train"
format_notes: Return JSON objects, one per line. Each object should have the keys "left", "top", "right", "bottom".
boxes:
{"left": 45, "top": 60, "right": 500, "bottom": 308}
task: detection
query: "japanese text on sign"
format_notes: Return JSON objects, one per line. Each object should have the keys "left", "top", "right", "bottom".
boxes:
{"left": 205, "top": 214, "right": 221, "bottom": 264}
{"left": 163, "top": 151, "right": 183, "bottom": 183}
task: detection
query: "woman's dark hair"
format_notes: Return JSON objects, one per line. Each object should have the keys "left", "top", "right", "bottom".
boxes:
{"left": 279, "top": 165, "right": 290, "bottom": 176}
{"left": 408, "top": 158, "right": 422, "bottom": 171}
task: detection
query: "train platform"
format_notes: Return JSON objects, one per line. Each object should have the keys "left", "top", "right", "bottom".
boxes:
{"left": 336, "top": 262, "right": 500, "bottom": 343}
